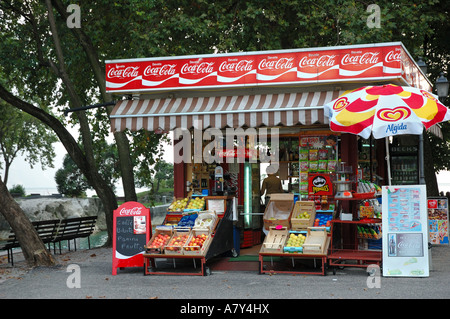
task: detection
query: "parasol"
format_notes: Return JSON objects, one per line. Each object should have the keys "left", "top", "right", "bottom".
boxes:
{"left": 324, "top": 84, "right": 450, "bottom": 185}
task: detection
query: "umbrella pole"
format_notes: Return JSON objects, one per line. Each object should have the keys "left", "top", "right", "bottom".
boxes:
{"left": 385, "top": 137, "right": 392, "bottom": 185}
{"left": 419, "top": 132, "right": 426, "bottom": 185}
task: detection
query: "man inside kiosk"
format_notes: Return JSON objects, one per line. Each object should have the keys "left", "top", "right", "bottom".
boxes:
{"left": 260, "top": 165, "right": 283, "bottom": 204}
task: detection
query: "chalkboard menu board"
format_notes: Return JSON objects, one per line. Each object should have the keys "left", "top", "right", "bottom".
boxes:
{"left": 112, "top": 202, "right": 151, "bottom": 275}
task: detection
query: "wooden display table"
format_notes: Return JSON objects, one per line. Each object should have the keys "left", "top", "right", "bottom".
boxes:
{"left": 143, "top": 253, "right": 208, "bottom": 276}
{"left": 258, "top": 237, "right": 330, "bottom": 276}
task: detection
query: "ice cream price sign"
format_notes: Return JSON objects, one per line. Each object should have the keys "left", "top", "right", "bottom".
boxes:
{"left": 112, "top": 202, "right": 151, "bottom": 275}
{"left": 382, "top": 185, "right": 429, "bottom": 277}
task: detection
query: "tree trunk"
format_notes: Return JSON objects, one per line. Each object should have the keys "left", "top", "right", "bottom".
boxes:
{"left": 51, "top": 0, "right": 138, "bottom": 203}
{"left": 0, "top": 179, "right": 55, "bottom": 267}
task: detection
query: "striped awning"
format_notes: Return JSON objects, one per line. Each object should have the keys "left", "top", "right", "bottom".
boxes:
{"left": 110, "top": 91, "right": 344, "bottom": 132}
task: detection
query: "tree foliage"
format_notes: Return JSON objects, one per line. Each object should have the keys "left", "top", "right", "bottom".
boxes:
{"left": 0, "top": 99, "right": 57, "bottom": 185}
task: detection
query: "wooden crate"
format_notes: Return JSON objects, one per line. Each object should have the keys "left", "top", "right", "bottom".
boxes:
{"left": 183, "top": 228, "right": 212, "bottom": 256}
{"left": 145, "top": 227, "right": 173, "bottom": 254}
{"left": 263, "top": 194, "right": 294, "bottom": 230}
{"left": 262, "top": 226, "right": 288, "bottom": 253}
{"left": 164, "top": 228, "right": 191, "bottom": 255}
{"left": 302, "top": 227, "right": 327, "bottom": 255}
{"left": 291, "top": 201, "right": 316, "bottom": 230}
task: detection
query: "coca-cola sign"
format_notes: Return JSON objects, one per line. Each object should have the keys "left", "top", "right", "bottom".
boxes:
{"left": 297, "top": 51, "right": 339, "bottom": 81}
{"left": 105, "top": 43, "right": 430, "bottom": 92}
{"left": 257, "top": 53, "right": 297, "bottom": 83}
{"left": 119, "top": 206, "right": 143, "bottom": 216}
{"left": 106, "top": 63, "right": 142, "bottom": 91}
{"left": 339, "top": 48, "right": 383, "bottom": 78}
{"left": 217, "top": 56, "right": 256, "bottom": 84}
{"left": 142, "top": 60, "right": 179, "bottom": 88}
{"left": 178, "top": 58, "right": 217, "bottom": 86}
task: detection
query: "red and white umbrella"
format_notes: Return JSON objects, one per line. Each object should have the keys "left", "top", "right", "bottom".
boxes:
{"left": 324, "top": 84, "right": 450, "bottom": 184}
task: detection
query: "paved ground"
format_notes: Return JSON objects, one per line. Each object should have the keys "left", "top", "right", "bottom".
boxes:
{"left": 0, "top": 244, "right": 449, "bottom": 302}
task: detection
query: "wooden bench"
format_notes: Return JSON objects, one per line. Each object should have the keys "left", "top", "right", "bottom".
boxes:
{"left": 0, "top": 216, "right": 98, "bottom": 265}
{"left": 52, "top": 216, "right": 98, "bottom": 254}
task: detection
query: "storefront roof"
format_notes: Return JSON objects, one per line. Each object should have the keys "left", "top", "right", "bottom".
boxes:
{"left": 107, "top": 42, "right": 435, "bottom": 133}
{"left": 110, "top": 90, "right": 345, "bottom": 131}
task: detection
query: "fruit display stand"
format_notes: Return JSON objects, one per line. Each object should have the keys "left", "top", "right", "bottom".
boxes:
{"left": 259, "top": 226, "right": 330, "bottom": 276}
{"left": 143, "top": 196, "right": 235, "bottom": 276}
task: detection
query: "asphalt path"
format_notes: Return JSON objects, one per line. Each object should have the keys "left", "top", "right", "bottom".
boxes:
{"left": 0, "top": 245, "right": 449, "bottom": 303}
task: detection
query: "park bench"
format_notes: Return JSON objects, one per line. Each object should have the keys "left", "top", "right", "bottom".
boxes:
{"left": 51, "top": 216, "right": 98, "bottom": 254}
{"left": 0, "top": 216, "right": 98, "bottom": 265}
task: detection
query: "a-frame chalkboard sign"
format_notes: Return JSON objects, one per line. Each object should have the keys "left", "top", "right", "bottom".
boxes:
{"left": 112, "top": 201, "right": 151, "bottom": 275}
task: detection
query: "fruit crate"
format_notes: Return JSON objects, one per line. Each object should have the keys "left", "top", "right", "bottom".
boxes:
{"left": 283, "top": 230, "right": 308, "bottom": 253}
{"left": 164, "top": 228, "right": 191, "bottom": 255}
{"left": 291, "top": 201, "right": 316, "bottom": 230}
{"left": 194, "top": 211, "right": 218, "bottom": 231}
{"left": 145, "top": 227, "right": 173, "bottom": 254}
{"left": 262, "top": 226, "right": 288, "bottom": 253}
{"left": 183, "top": 228, "right": 212, "bottom": 256}
{"left": 263, "top": 194, "right": 294, "bottom": 230}
{"left": 183, "top": 196, "right": 206, "bottom": 212}
{"left": 302, "top": 227, "right": 328, "bottom": 255}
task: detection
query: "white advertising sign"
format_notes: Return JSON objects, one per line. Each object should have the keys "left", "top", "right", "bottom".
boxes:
{"left": 382, "top": 185, "right": 429, "bottom": 277}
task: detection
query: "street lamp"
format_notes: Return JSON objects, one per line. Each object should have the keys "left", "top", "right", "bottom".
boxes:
{"left": 417, "top": 57, "right": 428, "bottom": 75}
{"left": 436, "top": 72, "right": 449, "bottom": 101}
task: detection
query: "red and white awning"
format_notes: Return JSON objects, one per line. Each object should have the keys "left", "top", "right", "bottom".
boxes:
{"left": 110, "top": 91, "right": 343, "bottom": 132}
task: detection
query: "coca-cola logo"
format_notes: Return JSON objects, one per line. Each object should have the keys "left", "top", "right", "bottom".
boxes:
{"left": 119, "top": 206, "right": 143, "bottom": 216}
{"left": 299, "top": 55, "right": 337, "bottom": 68}
{"left": 258, "top": 57, "right": 294, "bottom": 70}
{"left": 107, "top": 65, "right": 140, "bottom": 78}
{"left": 385, "top": 50, "right": 401, "bottom": 63}
{"left": 143, "top": 63, "right": 176, "bottom": 76}
{"left": 219, "top": 59, "right": 254, "bottom": 73}
{"left": 341, "top": 51, "right": 380, "bottom": 66}
{"left": 181, "top": 61, "right": 215, "bottom": 74}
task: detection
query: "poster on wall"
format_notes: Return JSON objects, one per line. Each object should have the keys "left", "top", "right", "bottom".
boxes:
{"left": 382, "top": 185, "right": 429, "bottom": 277}
{"left": 427, "top": 197, "right": 449, "bottom": 245}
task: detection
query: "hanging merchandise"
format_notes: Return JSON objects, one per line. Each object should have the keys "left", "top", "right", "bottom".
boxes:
{"left": 299, "top": 135, "right": 338, "bottom": 196}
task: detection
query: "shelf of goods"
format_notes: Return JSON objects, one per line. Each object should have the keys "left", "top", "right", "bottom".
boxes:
{"left": 328, "top": 215, "right": 382, "bottom": 274}
{"left": 143, "top": 196, "right": 235, "bottom": 276}
{"left": 258, "top": 226, "right": 330, "bottom": 276}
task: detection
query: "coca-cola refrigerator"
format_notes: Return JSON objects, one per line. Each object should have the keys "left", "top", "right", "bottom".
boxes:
{"left": 390, "top": 136, "right": 419, "bottom": 185}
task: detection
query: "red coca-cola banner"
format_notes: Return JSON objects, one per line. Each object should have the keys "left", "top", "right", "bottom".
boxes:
{"left": 106, "top": 43, "right": 429, "bottom": 92}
